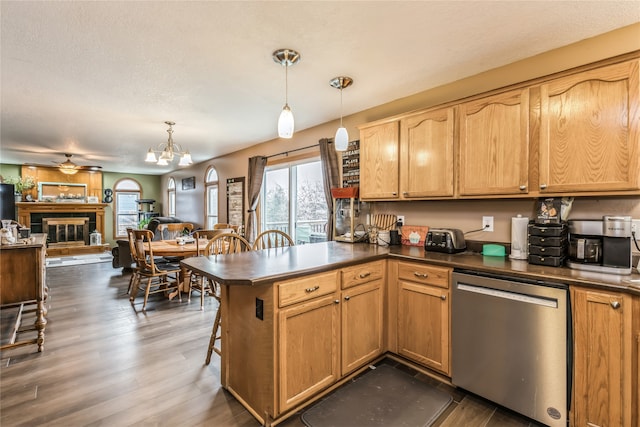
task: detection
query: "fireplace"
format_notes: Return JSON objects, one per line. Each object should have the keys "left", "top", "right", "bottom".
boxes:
{"left": 17, "top": 202, "right": 108, "bottom": 256}
{"left": 43, "top": 217, "right": 90, "bottom": 247}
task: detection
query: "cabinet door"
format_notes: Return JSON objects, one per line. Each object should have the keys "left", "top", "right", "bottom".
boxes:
{"left": 359, "top": 121, "right": 400, "bottom": 199}
{"left": 539, "top": 60, "right": 639, "bottom": 193}
{"left": 278, "top": 294, "right": 340, "bottom": 413}
{"left": 459, "top": 88, "right": 529, "bottom": 196}
{"left": 400, "top": 107, "right": 455, "bottom": 198}
{"left": 397, "top": 280, "right": 450, "bottom": 374}
{"left": 572, "top": 288, "right": 633, "bottom": 427}
{"left": 341, "top": 280, "right": 384, "bottom": 376}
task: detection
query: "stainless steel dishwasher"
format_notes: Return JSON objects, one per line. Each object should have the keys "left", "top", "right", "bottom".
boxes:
{"left": 452, "top": 270, "right": 571, "bottom": 427}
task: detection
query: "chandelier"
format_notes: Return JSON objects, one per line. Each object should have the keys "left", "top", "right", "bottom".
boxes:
{"left": 145, "top": 121, "right": 193, "bottom": 166}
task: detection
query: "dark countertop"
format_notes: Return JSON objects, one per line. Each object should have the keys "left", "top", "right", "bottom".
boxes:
{"left": 181, "top": 241, "right": 640, "bottom": 295}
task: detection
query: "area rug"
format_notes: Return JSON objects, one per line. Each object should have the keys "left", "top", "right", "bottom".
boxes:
{"left": 46, "top": 252, "right": 113, "bottom": 268}
{"left": 301, "top": 364, "right": 452, "bottom": 427}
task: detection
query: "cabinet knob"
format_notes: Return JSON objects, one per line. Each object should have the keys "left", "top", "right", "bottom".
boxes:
{"left": 344, "top": 296, "right": 351, "bottom": 301}
{"left": 334, "top": 299, "right": 340, "bottom": 304}
{"left": 519, "top": 185, "right": 526, "bottom": 191}
{"left": 440, "top": 295, "right": 446, "bottom": 301}
{"left": 414, "top": 272, "right": 428, "bottom": 279}
{"left": 610, "top": 301, "right": 621, "bottom": 309}
{"left": 392, "top": 192, "right": 397, "bottom": 196}
{"left": 540, "top": 184, "right": 547, "bottom": 190}
{"left": 359, "top": 272, "right": 371, "bottom": 279}
{"left": 305, "top": 286, "right": 320, "bottom": 293}
{"left": 403, "top": 192, "right": 408, "bottom": 196}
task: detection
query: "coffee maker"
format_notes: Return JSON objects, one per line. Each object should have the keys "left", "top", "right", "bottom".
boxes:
{"left": 567, "top": 215, "right": 632, "bottom": 275}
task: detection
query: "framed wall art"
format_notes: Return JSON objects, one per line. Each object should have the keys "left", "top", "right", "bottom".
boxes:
{"left": 226, "top": 177, "right": 245, "bottom": 230}
{"left": 182, "top": 176, "right": 196, "bottom": 190}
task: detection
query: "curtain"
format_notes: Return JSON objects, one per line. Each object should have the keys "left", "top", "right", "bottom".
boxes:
{"left": 245, "top": 156, "right": 267, "bottom": 243}
{"left": 319, "top": 138, "right": 340, "bottom": 240}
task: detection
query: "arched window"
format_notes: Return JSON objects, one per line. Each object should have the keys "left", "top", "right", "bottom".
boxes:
{"left": 205, "top": 166, "right": 219, "bottom": 228}
{"left": 168, "top": 177, "right": 176, "bottom": 217}
{"left": 113, "top": 178, "right": 142, "bottom": 238}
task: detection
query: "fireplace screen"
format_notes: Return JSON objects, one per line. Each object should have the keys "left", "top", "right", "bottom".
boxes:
{"left": 43, "top": 217, "right": 89, "bottom": 247}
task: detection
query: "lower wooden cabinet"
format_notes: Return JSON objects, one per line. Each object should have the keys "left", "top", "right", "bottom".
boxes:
{"left": 571, "top": 286, "right": 638, "bottom": 427}
{"left": 395, "top": 262, "right": 451, "bottom": 375}
{"left": 277, "top": 262, "right": 385, "bottom": 414}
{"left": 278, "top": 293, "right": 340, "bottom": 413}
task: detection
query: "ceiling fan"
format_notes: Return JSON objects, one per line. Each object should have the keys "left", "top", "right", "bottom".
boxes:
{"left": 55, "top": 154, "right": 102, "bottom": 175}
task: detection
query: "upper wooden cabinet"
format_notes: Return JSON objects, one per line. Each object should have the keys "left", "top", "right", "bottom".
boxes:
{"left": 400, "top": 107, "right": 455, "bottom": 198}
{"left": 538, "top": 59, "right": 640, "bottom": 193}
{"left": 458, "top": 88, "right": 530, "bottom": 196}
{"left": 359, "top": 120, "right": 400, "bottom": 200}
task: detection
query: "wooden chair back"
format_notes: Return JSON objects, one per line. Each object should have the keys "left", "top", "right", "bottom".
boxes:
{"left": 204, "top": 233, "right": 251, "bottom": 255}
{"left": 158, "top": 223, "right": 194, "bottom": 240}
{"left": 252, "top": 230, "right": 295, "bottom": 250}
{"left": 130, "top": 229, "right": 161, "bottom": 273}
{"left": 213, "top": 223, "right": 240, "bottom": 233}
{"left": 194, "top": 229, "right": 234, "bottom": 254}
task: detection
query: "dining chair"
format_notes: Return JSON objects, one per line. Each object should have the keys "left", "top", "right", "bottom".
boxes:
{"left": 252, "top": 229, "right": 294, "bottom": 250}
{"left": 158, "top": 222, "right": 194, "bottom": 240}
{"left": 204, "top": 232, "right": 252, "bottom": 365}
{"left": 126, "top": 228, "right": 141, "bottom": 295}
{"left": 129, "top": 229, "right": 182, "bottom": 311}
{"left": 187, "top": 229, "right": 234, "bottom": 310}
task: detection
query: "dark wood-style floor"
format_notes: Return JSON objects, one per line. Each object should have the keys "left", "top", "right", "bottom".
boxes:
{"left": 1, "top": 261, "right": 543, "bottom": 426}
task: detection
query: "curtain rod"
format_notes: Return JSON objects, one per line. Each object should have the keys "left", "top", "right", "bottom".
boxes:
{"left": 266, "top": 141, "right": 331, "bottom": 159}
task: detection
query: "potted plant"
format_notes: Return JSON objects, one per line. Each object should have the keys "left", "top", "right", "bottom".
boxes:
{"left": 4, "top": 176, "right": 36, "bottom": 201}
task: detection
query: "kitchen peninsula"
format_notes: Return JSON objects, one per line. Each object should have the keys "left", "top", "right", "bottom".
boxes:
{"left": 183, "top": 241, "right": 640, "bottom": 427}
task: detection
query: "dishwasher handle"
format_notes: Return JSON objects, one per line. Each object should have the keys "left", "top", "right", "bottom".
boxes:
{"left": 456, "top": 283, "right": 559, "bottom": 308}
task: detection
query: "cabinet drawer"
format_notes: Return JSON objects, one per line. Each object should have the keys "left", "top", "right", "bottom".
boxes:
{"left": 397, "top": 262, "right": 450, "bottom": 289}
{"left": 341, "top": 260, "right": 385, "bottom": 289}
{"left": 278, "top": 271, "right": 338, "bottom": 308}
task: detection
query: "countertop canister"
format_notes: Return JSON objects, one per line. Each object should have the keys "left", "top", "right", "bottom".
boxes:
{"left": 510, "top": 215, "right": 529, "bottom": 260}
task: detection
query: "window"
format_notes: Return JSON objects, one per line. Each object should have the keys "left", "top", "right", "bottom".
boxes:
{"left": 168, "top": 177, "right": 176, "bottom": 217}
{"left": 114, "top": 178, "right": 141, "bottom": 238}
{"left": 261, "top": 158, "right": 328, "bottom": 244}
{"left": 205, "top": 166, "right": 219, "bottom": 228}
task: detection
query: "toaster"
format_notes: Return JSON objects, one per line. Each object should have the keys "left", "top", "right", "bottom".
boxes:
{"left": 425, "top": 228, "right": 467, "bottom": 253}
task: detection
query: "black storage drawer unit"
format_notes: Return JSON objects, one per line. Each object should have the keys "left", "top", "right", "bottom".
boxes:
{"left": 528, "top": 223, "right": 568, "bottom": 267}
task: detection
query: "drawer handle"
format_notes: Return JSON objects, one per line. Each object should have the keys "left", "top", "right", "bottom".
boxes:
{"left": 359, "top": 272, "right": 371, "bottom": 279}
{"left": 610, "top": 301, "right": 621, "bottom": 309}
{"left": 305, "top": 286, "right": 320, "bottom": 293}
{"left": 440, "top": 295, "right": 446, "bottom": 301}
{"left": 414, "top": 272, "right": 429, "bottom": 278}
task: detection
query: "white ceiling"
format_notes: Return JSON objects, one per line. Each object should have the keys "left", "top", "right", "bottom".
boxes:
{"left": 1, "top": 1, "right": 638, "bottom": 175}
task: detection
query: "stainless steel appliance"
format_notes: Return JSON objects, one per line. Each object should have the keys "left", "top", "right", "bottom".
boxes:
{"left": 568, "top": 215, "right": 632, "bottom": 275}
{"left": 452, "top": 271, "right": 570, "bottom": 427}
{"left": 425, "top": 228, "right": 466, "bottom": 253}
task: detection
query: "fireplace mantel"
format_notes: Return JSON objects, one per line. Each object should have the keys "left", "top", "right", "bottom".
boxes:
{"left": 17, "top": 202, "right": 109, "bottom": 256}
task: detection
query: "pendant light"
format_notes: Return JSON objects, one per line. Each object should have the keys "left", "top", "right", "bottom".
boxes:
{"left": 330, "top": 76, "right": 353, "bottom": 151}
{"left": 145, "top": 121, "right": 193, "bottom": 166}
{"left": 273, "top": 49, "right": 300, "bottom": 139}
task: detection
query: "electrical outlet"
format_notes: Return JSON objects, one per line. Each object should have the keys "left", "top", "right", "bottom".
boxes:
{"left": 397, "top": 215, "right": 405, "bottom": 226}
{"left": 632, "top": 219, "right": 640, "bottom": 239}
{"left": 482, "top": 216, "right": 494, "bottom": 232}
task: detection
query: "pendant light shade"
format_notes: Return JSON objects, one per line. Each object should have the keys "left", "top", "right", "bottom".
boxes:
{"left": 273, "top": 49, "right": 300, "bottom": 139}
{"left": 278, "top": 104, "right": 294, "bottom": 139}
{"left": 330, "top": 76, "right": 353, "bottom": 151}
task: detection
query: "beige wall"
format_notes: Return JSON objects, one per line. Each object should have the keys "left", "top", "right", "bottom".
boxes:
{"left": 165, "top": 23, "right": 640, "bottom": 251}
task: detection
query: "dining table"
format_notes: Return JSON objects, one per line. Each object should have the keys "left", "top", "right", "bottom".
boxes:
{"left": 146, "top": 238, "right": 209, "bottom": 299}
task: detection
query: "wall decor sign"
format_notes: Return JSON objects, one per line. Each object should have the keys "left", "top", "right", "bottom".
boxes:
{"left": 182, "top": 176, "right": 196, "bottom": 190}
{"left": 226, "top": 177, "right": 245, "bottom": 230}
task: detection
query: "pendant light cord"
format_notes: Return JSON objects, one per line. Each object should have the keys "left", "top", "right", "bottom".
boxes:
{"left": 340, "top": 87, "right": 344, "bottom": 127}
{"left": 284, "top": 63, "right": 289, "bottom": 106}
